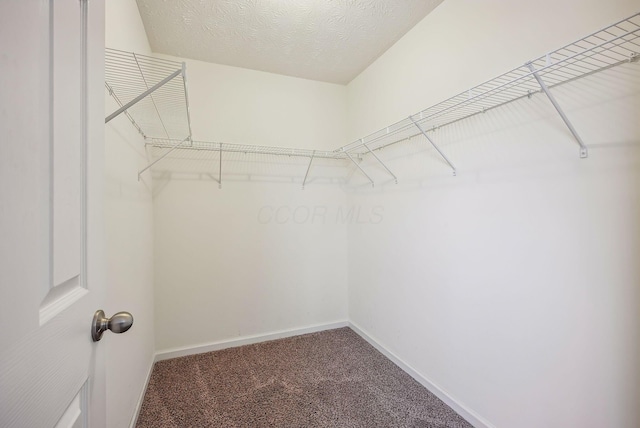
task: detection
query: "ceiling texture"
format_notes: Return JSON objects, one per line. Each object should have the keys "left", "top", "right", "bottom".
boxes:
{"left": 136, "top": 0, "right": 444, "bottom": 84}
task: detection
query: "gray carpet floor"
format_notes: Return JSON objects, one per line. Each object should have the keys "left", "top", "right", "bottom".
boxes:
{"left": 136, "top": 327, "right": 473, "bottom": 427}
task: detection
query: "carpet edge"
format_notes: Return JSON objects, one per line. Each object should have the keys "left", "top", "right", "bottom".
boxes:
{"left": 347, "top": 321, "right": 496, "bottom": 428}
{"left": 153, "top": 320, "right": 350, "bottom": 362}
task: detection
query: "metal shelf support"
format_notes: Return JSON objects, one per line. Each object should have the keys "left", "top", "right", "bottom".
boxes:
{"left": 218, "top": 143, "right": 222, "bottom": 189}
{"left": 526, "top": 62, "right": 588, "bottom": 158}
{"left": 105, "top": 82, "right": 146, "bottom": 137}
{"left": 409, "top": 116, "right": 457, "bottom": 176}
{"left": 345, "top": 152, "right": 375, "bottom": 187}
{"left": 138, "top": 137, "right": 188, "bottom": 180}
{"left": 181, "top": 62, "right": 193, "bottom": 143}
{"left": 302, "top": 150, "right": 315, "bottom": 189}
{"left": 106, "top": 68, "right": 182, "bottom": 124}
{"left": 364, "top": 142, "right": 397, "bottom": 184}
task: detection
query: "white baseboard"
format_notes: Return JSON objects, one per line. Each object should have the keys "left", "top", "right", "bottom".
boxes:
{"left": 348, "top": 321, "right": 495, "bottom": 428}
{"left": 154, "top": 320, "right": 349, "bottom": 362}
{"left": 128, "top": 355, "right": 155, "bottom": 428}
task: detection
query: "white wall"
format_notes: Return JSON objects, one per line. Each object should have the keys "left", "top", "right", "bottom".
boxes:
{"left": 152, "top": 58, "right": 350, "bottom": 353}
{"left": 176, "top": 56, "right": 348, "bottom": 148}
{"left": 104, "top": 1, "right": 155, "bottom": 427}
{"left": 105, "top": 1, "right": 639, "bottom": 426}
{"left": 153, "top": 180, "right": 349, "bottom": 352}
{"left": 346, "top": 1, "right": 640, "bottom": 428}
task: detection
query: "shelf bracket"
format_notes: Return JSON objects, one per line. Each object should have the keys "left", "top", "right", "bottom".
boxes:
{"left": 105, "top": 68, "right": 182, "bottom": 123}
{"left": 302, "top": 150, "right": 315, "bottom": 190}
{"left": 409, "top": 116, "right": 457, "bottom": 176}
{"left": 526, "top": 62, "right": 588, "bottom": 158}
{"left": 345, "top": 151, "right": 375, "bottom": 187}
{"left": 218, "top": 143, "right": 222, "bottom": 189}
{"left": 105, "top": 82, "right": 146, "bottom": 138}
{"left": 138, "top": 137, "right": 188, "bottom": 180}
{"left": 181, "top": 62, "right": 194, "bottom": 143}
{"left": 363, "top": 141, "right": 397, "bottom": 184}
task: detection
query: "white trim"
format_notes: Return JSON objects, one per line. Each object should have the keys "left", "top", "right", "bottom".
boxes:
{"left": 154, "top": 320, "right": 349, "bottom": 362}
{"left": 39, "top": 285, "right": 88, "bottom": 326}
{"left": 348, "top": 321, "right": 496, "bottom": 428}
{"left": 128, "top": 355, "right": 156, "bottom": 428}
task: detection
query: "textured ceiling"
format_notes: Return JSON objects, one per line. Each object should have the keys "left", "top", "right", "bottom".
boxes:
{"left": 136, "top": 0, "right": 444, "bottom": 84}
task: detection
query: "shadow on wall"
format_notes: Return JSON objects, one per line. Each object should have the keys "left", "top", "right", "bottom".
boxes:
{"left": 145, "top": 64, "right": 640, "bottom": 197}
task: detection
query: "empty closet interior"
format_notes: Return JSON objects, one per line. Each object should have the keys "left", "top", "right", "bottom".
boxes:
{"left": 104, "top": 1, "right": 640, "bottom": 427}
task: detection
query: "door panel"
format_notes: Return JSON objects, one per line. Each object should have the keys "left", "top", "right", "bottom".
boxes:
{"left": 0, "top": 0, "right": 106, "bottom": 427}
{"left": 54, "top": 385, "right": 86, "bottom": 428}
{"left": 44, "top": 0, "right": 87, "bottom": 325}
{"left": 52, "top": 0, "right": 83, "bottom": 288}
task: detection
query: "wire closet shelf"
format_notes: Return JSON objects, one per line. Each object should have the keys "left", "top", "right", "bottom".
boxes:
{"left": 106, "top": 12, "right": 640, "bottom": 183}
{"left": 336, "top": 12, "right": 640, "bottom": 161}
{"left": 148, "top": 139, "right": 347, "bottom": 160}
{"left": 105, "top": 48, "right": 192, "bottom": 142}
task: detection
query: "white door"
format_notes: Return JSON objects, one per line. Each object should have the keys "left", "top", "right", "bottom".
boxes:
{"left": 0, "top": 0, "right": 109, "bottom": 427}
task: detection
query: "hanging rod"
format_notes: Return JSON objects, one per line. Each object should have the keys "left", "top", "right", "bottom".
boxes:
{"left": 336, "top": 12, "right": 640, "bottom": 156}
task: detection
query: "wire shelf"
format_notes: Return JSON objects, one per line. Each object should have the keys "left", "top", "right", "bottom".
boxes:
{"left": 144, "top": 138, "right": 349, "bottom": 188}
{"left": 116, "top": 13, "right": 640, "bottom": 185}
{"left": 337, "top": 12, "right": 640, "bottom": 155}
{"left": 105, "top": 48, "right": 192, "bottom": 141}
{"left": 146, "top": 138, "right": 347, "bottom": 160}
